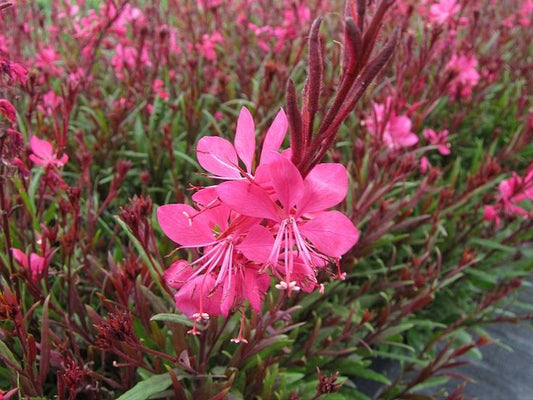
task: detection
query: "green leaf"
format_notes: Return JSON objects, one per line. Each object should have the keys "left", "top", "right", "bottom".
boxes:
{"left": 342, "top": 361, "right": 391, "bottom": 385}
{"left": 151, "top": 313, "right": 194, "bottom": 327}
{"left": 373, "top": 350, "right": 427, "bottom": 366}
{"left": 470, "top": 238, "right": 516, "bottom": 253}
{"left": 410, "top": 376, "right": 450, "bottom": 392}
{"left": 0, "top": 340, "right": 21, "bottom": 370}
{"left": 115, "top": 372, "right": 172, "bottom": 400}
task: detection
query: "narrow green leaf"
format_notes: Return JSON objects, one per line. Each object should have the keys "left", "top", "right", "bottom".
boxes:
{"left": 115, "top": 372, "right": 172, "bottom": 400}
{"left": 151, "top": 313, "right": 194, "bottom": 327}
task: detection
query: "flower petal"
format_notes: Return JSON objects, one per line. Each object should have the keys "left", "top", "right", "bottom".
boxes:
{"left": 216, "top": 180, "right": 279, "bottom": 220}
{"left": 157, "top": 204, "right": 215, "bottom": 246}
{"left": 266, "top": 155, "right": 304, "bottom": 212}
{"left": 299, "top": 211, "right": 359, "bottom": 257}
{"left": 196, "top": 136, "right": 241, "bottom": 179}
{"left": 30, "top": 136, "right": 53, "bottom": 159}
{"left": 298, "top": 163, "right": 348, "bottom": 214}
{"left": 260, "top": 108, "right": 288, "bottom": 165}
{"left": 174, "top": 274, "right": 222, "bottom": 318}
{"left": 234, "top": 107, "right": 255, "bottom": 173}
{"left": 238, "top": 225, "right": 275, "bottom": 263}
{"left": 164, "top": 260, "right": 193, "bottom": 289}
{"left": 11, "top": 248, "right": 28, "bottom": 267}
{"left": 243, "top": 268, "right": 270, "bottom": 311}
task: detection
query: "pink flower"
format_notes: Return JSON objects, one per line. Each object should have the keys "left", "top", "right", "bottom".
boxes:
{"left": 518, "top": 0, "right": 533, "bottom": 26}
{"left": 364, "top": 97, "right": 419, "bottom": 149}
{"left": 484, "top": 166, "right": 533, "bottom": 225}
{"left": 216, "top": 155, "right": 359, "bottom": 293}
{"left": 153, "top": 79, "right": 169, "bottom": 100}
{"left": 38, "top": 90, "right": 62, "bottom": 115}
{"left": 196, "top": 107, "right": 288, "bottom": 180}
{"left": 429, "top": 0, "right": 460, "bottom": 25}
{"left": 11, "top": 248, "right": 46, "bottom": 282}
{"left": 196, "top": 31, "right": 224, "bottom": 61}
{"left": 29, "top": 136, "right": 68, "bottom": 168}
{"left": 423, "top": 128, "right": 451, "bottom": 155}
{"left": 445, "top": 54, "right": 480, "bottom": 99}
{"left": 157, "top": 189, "right": 270, "bottom": 335}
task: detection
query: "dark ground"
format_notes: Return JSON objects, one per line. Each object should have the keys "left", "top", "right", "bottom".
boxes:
{"left": 356, "top": 276, "right": 533, "bottom": 399}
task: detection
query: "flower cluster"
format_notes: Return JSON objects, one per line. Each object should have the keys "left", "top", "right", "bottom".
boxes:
{"left": 158, "top": 108, "right": 359, "bottom": 338}
{"left": 484, "top": 166, "right": 533, "bottom": 226}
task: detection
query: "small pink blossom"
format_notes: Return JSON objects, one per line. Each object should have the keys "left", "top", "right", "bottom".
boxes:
{"left": 429, "top": 0, "right": 460, "bottom": 25}
{"left": 152, "top": 79, "right": 169, "bottom": 100}
{"left": 197, "top": 31, "right": 224, "bottom": 61}
{"left": 445, "top": 54, "right": 480, "bottom": 99}
{"left": 484, "top": 166, "right": 533, "bottom": 225}
{"left": 11, "top": 248, "right": 46, "bottom": 282}
{"left": 423, "top": 128, "right": 451, "bottom": 155}
{"left": 364, "top": 97, "right": 419, "bottom": 149}
{"left": 29, "top": 136, "right": 68, "bottom": 168}
{"left": 518, "top": 0, "right": 533, "bottom": 26}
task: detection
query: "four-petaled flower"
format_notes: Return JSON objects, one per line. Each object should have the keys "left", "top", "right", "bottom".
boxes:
{"left": 29, "top": 136, "right": 68, "bottom": 168}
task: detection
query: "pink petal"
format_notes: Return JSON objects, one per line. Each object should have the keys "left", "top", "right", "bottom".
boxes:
{"left": 29, "top": 154, "right": 47, "bottom": 166}
{"left": 57, "top": 153, "right": 69, "bottom": 165}
{"left": 29, "top": 253, "right": 45, "bottom": 279}
{"left": 298, "top": 163, "right": 348, "bottom": 215}
{"left": 243, "top": 268, "right": 270, "bottom": 311}
{"left": 196, "top": 136, "right": 241, "bottom": 179}
{"left": 11, "top": 248, "right": 28, "bottom": 268}
{"left": 30, "top": 136, "right": 53, "bottom": 159}
{"left": 192, "top": 188, "right": 231, "bottom": 231}
{"left": 260, "top": 108, "right": 288, "bottom": 165}
{"left": 157, "top": 204, "right": 215, "bottom": 246}
{"left": 164, "top": 260, "right": 193, "bottom": 289}
{"left": 299, "top": 211, "right": 359, "bottom": 257}
{"left": 174, "top": 274, "right": 222, "bottom": 318}
{"left": 238, "top": 225, "right": 275, "bottom": 263}
{"left": 234, "top": 107, "right": 256, "bottom": 173}
{"left": 266, "top": 155, "right": 304, "bottom": 212}
{"left": 220, "top": 276, "right": 236, "bottom": 317}
{"left": 438, "top": 145, "right": 451, "bottom": 155}
{"left": 216, "top": 180, "right": 279, "bottom": 220}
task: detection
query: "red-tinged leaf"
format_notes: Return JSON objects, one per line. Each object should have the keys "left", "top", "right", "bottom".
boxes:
{"left": 169, "top": 369, "right": 188, "bottom": 400}
{"left": 27, "top": 334, "right": 37, "bottom": 369}
{"left": 286, "top": 79, "right": 303, "bottom": 165}
{"left": 39, "top": 295, "right": 51, "bottom": 387}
